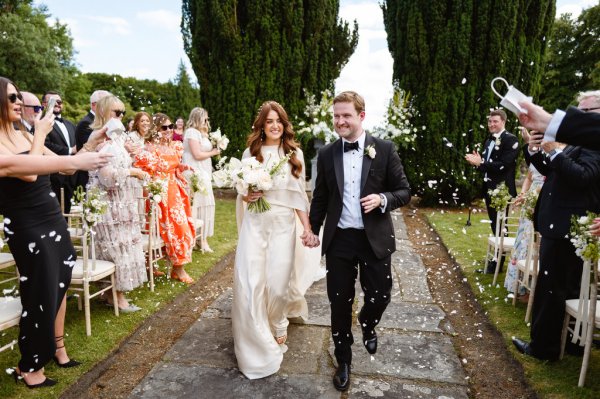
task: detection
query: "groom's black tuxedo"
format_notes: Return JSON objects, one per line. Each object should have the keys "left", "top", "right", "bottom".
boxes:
{"left": 310, "top": 134, "right": 410, "bottom": 259}
{"left": 309, "top": 133, "right": 410, "bottom": 365}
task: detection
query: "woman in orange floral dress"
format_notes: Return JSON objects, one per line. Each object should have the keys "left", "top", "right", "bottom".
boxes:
{"left": 134, "top": 113, "right": 195, "bottom": 283}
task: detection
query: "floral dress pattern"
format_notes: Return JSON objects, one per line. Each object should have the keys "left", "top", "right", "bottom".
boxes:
{"left": 134, "top": 141, "right": 195, "bottom": 265}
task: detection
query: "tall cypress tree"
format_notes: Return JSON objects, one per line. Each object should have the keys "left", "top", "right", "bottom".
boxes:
{"left": 382, "top": 1, "right": 554, "bottom": 205}
{"left": 181, "top": 0, "right": 358, "bottom": 156}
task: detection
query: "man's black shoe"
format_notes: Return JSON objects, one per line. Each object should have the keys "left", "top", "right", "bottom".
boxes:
{"left": 364, "top": 334, "right": 377, "bottom": 354}
{"left": 512, "top": 337, "right": 533, "bottom": 355}
{"left": 333, "top": 362, "right": 350, "bottom": 391}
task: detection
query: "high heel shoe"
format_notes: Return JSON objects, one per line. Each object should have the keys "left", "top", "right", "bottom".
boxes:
{"left": 170, "top": 269, "right": 194, "bottom": 284}
{"left": 54, "top": 336, "right": 81, "bottom": 368}
{"left": 12, "top": 369, "right": 57, "bottom": 389}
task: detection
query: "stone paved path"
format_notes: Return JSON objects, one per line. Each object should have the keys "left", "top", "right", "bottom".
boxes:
{"left": 130, "top": 211, "right": 469, "bottom": 398}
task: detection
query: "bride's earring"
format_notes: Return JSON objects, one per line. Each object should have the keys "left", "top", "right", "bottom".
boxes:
{"left": 261, "top": 130, "right": 265, "bottom": 141}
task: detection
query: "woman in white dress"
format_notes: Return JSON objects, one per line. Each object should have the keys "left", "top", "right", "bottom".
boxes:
{"left": 87, "top": 96, "right": 149, "bottom": 311}
{"left": 181, "top": 107, "right": 219, "bottom": 252}
{"left": 232, "top": 101, "right": 320, "bottom": 379}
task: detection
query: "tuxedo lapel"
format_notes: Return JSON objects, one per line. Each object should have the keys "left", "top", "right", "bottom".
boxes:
{"left": 333, "top": 140, "right": 344, "bottom": 198}
{"left": 52, "top": 123, "right": 69, "bottom": 147}
{"left": 360, "top": 134, "right": 373, "bottom": 193}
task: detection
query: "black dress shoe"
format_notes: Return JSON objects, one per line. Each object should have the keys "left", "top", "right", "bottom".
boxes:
{"left": 512, "top": 337, "right": 533, "bottom": 355}
{"left": 333, "top": 362, "right": 350, "bottom": 391}
{"left": 364, "top": 333, "right": 377, "bottom": 354}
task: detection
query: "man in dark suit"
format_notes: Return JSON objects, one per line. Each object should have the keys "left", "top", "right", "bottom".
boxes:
{"left": 75, "top": 90, "right": 110, "bottom": 189}
{"left": 466, "top": 109, "right": 519, "bottom": 236}
{"left": 305, "top": 91, "right": 411, "bottom": 391}
{"left": 20, "top": 91, "right": 42, "bottom": 133}
{"left": 42, "top": 91, "right": 77, "bottom": 213}
{"left": 512, "top": 95, "right": 600, "bottom": 361}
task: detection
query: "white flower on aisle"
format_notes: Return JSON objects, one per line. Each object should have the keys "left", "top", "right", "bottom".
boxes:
{"left": 72, "top": 186, "right": 109, "bottom": 226}
{"left": 570, "top": 212, "right": 599, "bottom": 262}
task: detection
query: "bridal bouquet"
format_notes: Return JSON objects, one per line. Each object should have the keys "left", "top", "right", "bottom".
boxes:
{"left": 488, "top": 182, "right": 511, "bottom": 210}
{"left": 570, "top": 212, "right": 600, "bottom": 262}
{"left": 237, "top": 151, "right": 294, "bottom": 213}
{"left": 145, "top": 178, "right": 167, "bottom": 204}
{"left": 209, "top": 128, "right": 229, "bottom": 152}
{"left": 212, "top": 156, "right": 241, "bottom": 188}
{"left": 72, "top": 186, "right": 109, "bottom": 226}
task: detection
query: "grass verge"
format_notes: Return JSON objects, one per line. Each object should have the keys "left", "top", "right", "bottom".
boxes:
{"left": 426, "top": 207, "right": 600, "bottom": 398}
{"left": 0, "top": 198, "right": 237, "bottom": 399}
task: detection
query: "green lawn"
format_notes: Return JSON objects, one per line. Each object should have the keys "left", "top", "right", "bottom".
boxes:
{"left": 427, "top": 207, "right": 600, "bottom": 399}
{"left": 0, "top": 198, "right": 238, "bottom": 398}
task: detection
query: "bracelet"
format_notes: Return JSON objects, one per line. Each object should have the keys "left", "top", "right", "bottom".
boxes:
{"left": 83, "top": 142, "right": 96, "bottom": 152}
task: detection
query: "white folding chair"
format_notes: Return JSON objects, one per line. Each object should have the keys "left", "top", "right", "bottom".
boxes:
{"left": 486, "top": 202, "right": 518, "bottom": 285}
{"left": 559, "top": 258, "right": 599, "bottom": 387}
{"left": 512, "top": 231, "right": 541, "bottom": 322}
{"left": 138, "top": 197, "right": 165, "bottom": 291}
{"left": 0, "top": 296, "right": 21, "bottom": 353}
{"left": 68, "top": 218, "right": 119, "bottom": 336}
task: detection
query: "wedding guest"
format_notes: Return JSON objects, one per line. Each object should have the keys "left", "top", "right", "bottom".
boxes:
{"left": 19, "top": 91, "right": 41, "bottom": 133}
{"left": 75, "top": 89, "right": 111, "bottom": 189}
{"left": 182, "top": 108, "right": 218, "bottom": 252}
{"left": 0, "top": 77, "right": 110, "bottom": 388}
{"left": 127, "top": 111, "right": 152, "bottom": 147}
{"left": 87, "top": 95, "right": 148, "bottom": 311}
{"left": 232, "top": 100, "right": 320, "bottom": 379}
{"left": 42, "top": 91, "right": 77, "bottom": 213}
{"left": 503, "top": 155, "right": 544, "bottom": 298}
{"left": 134, "top": 113, "right": 195, "bottom": 283}
{"left": 512, "top": 96, "right": 600, "bottom": 361}
{"left": 172, "top": 116, "right": 185, "bottom": 142}
{"left": 465, "top": 109, "right": 518, "bottom": 274}
{"left": 125, "top": 118, "right": 134, "bottom": 132}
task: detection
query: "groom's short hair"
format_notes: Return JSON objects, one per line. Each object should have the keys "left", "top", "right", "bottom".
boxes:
{"left": 334, "top": 91, "right": 365, "bottom": 114}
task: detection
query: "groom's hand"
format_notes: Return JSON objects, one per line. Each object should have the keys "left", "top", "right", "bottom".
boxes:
{"left": 301, "top": 230, "right": 319, "bottom": 247}
{"left": 360, "top": 194, "right": 382, "bottom": 214}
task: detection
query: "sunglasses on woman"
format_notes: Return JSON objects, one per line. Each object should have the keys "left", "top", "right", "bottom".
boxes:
{"left": 113, "top": 110, "right": 126, "bottom": 117}
{"left": 8, "top": 93, "right": 23, "bottom": 103}
{"left": 160, "top": 124, "right": 174, "bottom": 131}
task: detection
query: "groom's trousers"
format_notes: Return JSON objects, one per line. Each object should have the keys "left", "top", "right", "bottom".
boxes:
{"left": 326, "top": 227, "right": 392, "bottom": 365}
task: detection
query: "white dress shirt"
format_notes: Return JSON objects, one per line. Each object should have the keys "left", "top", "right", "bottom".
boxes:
{"left": 55, "top": 117, "right": 71, "bottom": 150}
{"left": 338, "top": 132, "right": 366, "bottom": 229}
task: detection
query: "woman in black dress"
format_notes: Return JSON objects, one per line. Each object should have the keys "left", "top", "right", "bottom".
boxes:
{"left": 0, "top": 77, "right": 109, "bottom": 388}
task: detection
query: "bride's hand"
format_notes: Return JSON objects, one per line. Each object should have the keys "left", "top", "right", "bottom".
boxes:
{"left": 244, "top": 190, "right": 263, "bottom": 203}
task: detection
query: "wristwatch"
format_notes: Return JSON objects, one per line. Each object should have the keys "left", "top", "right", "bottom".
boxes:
{"left": 548, "top": 148, "right": 559, "bottom": 157}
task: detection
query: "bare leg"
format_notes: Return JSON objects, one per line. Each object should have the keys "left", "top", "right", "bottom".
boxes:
{"left": 15, "top": 367, "right": 47, "bottom": 385}
{"left": 54, "top": 295, "right": 72, "bottom": 364}
{"left": 171, "top": 265, "right": 194, "bottom": 284}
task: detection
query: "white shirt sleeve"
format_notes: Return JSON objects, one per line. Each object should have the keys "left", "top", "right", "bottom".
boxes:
{"left": 543, "top": 109, "right": 566, "bottom": 142}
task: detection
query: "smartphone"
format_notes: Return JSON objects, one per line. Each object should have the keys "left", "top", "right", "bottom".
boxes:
{"left": 45, "top": 97, "right": 57, "bottom": 117}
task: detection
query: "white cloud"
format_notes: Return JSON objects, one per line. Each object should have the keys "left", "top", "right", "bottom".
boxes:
{"left": 88, "top": 16, "right": 131, "bottom": 36}
{"left": 136, "top": 10, "right": 180, "bottom": 33}
{"left": 339, "top": 3, "right": 384, "bottom": 31}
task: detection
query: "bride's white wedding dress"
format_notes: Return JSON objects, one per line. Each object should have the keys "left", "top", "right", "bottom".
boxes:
{"left": 232, "top": 146, "right": 322, "bottom": 379}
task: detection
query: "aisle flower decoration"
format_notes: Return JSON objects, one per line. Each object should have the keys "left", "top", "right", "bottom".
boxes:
{"left": 297, "top": 89, "right": 338, "bottom": 144}
{"left": 72, "top": 186, "right": 109, "bottom": 226}
{"left": 570, "top": 212, "right": 600, "bottom": 263}
{"left": 488, "top": 182, "right": 511, "bottom": 210}
{"left": 145, "top": 178, "right": 167, "bottom": 204}
{"left": 521, "top": 188, "right": 540, "bottom": 221}
{"left": 370, "top": 83, "right": 425, "bottom": 150}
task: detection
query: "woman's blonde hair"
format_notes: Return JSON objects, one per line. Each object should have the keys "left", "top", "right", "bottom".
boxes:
{"left": 90, "top": 95, "right": 124, "bottom": 130}
{"left": 186, "top": 107, "right": 210, "bottom": 134}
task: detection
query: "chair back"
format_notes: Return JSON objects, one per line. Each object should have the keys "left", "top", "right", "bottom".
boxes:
{"left": 571, "top": 258, "right": 599, "bottom": 345}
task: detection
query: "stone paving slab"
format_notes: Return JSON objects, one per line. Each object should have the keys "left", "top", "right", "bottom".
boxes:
{"left": 397, "top": 274, "right": 433, "bottom": 303}
{"left": 163, "top": 318, "right": 236, "bottom": 368}
{"left": 130, "top": 365, "right": 340, "bottom": 399}
{"left": 356, "top": 298, "right": 445, "bottom": 332}
{"left": 348, "top": 377, "right": 469, "bottom": 399}
{"left": 281, "top": 325, "right": 330, "bottom": 375}
{"left": 330, "top": 330, "right": 466, "bottom": 385}
{"left": 201, "top": 287, "right": 233, "bottom": 319}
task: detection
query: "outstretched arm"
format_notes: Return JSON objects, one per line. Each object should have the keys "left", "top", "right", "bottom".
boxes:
{"left": 0, "top": 152, "right": 111, "bottom": 177}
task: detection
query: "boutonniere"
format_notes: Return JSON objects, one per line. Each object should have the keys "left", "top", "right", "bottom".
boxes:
{"left": 365, "top": 144, "right": 376, "bottom": 159}
{"left": 494, "top": 137, "right": 501, "bottom": 147}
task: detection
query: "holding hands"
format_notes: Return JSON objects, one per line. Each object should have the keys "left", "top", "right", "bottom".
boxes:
{"left": 301, "top": 229, "right": 320, "bottom": 248}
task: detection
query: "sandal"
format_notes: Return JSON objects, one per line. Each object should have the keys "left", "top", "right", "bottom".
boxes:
{"left": 170, "top": 268, "right": 194, "bottom": 284}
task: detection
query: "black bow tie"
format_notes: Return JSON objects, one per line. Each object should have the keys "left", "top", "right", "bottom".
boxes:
{"left": 55, "top": 116, "right": 64, "bottom": 123}
{"left": 343, "top": 141, "right": 359, "bottom": 152}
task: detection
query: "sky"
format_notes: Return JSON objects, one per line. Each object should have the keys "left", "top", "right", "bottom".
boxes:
{"left": 36, "top": 0, "right": 597, "bottom": 129}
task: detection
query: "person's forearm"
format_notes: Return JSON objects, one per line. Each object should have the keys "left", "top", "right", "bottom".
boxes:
{"left": 1, "top": 154, "right": 74, "bottom": 176}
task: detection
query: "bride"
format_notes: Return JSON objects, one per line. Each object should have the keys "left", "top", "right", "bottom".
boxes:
{"left": 232, "top": 101, "right": 320, "bottom": 379}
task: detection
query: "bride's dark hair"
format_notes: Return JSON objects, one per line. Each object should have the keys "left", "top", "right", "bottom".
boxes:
{"left": 247, "top": 101, "right": 302, "bottom": 179}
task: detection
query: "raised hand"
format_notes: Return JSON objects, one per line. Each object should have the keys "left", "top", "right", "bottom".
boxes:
{"left": 518, "top": 102, "right": 552, "bottom": 133}
{"left": 70, "top": 152, "right": 113, "bottom": 171}
{"left": 33, "top": 108, "right": 55, "bottom": 137}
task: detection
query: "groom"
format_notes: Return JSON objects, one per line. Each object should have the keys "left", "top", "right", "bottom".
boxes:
{"left": 305, "top": 91, "right": 411, "bottom": 391}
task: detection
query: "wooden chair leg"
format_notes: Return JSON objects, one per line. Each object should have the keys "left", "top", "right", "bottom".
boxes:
{"left": 512, "top": 271, "right": 519, "bottom": 306}
{"left": 84, "top": 280, "right": 91, "bottom": 336}
{"left": 559, "top": 313, "right": 570, "bottom": 360}
{"left": 111, "top": 274, "right": 119, "bottom": 317}
{"left": 578, "top": 287, "right": 596, "bottom": 387}
{"left": 525, "top": 274, "right": 537, "bottom": 323}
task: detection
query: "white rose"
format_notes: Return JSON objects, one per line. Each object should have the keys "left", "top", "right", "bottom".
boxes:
{"left": 579, "top": 216, "right": 589, "bottom": 224}
{"left": 368, "top": 147, "right": 376, "bottom": 158}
